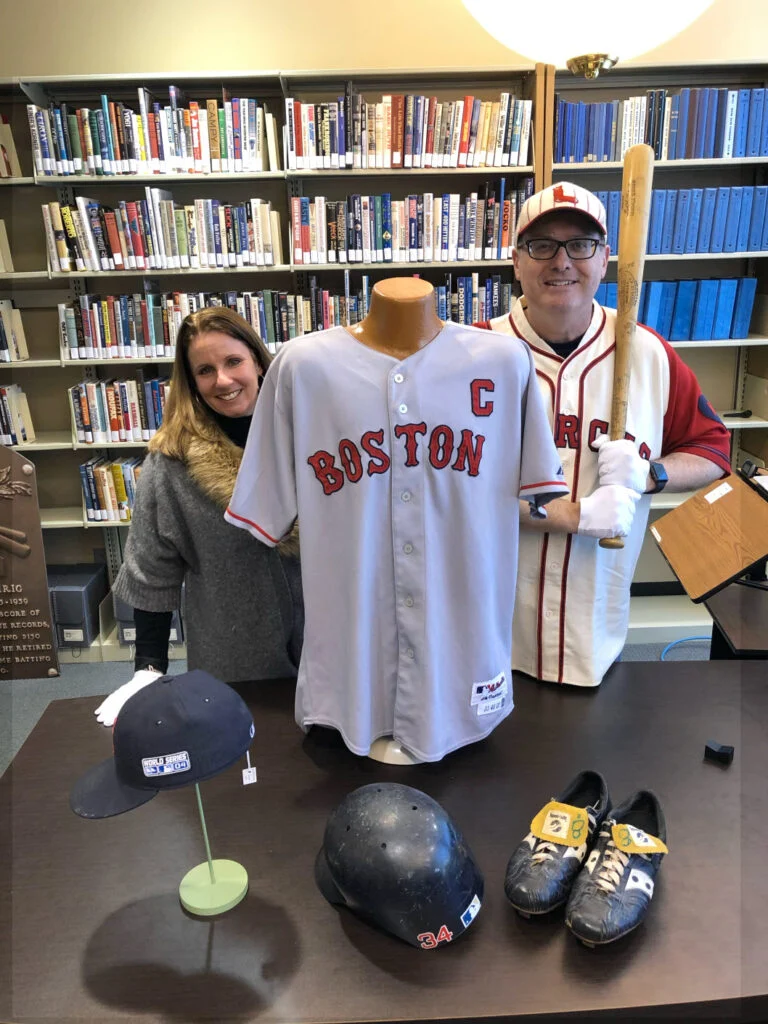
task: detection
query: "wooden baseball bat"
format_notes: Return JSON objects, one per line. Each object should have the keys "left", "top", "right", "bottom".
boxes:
{"left": 599, "top": 143, "right": 655, "bottom": 551}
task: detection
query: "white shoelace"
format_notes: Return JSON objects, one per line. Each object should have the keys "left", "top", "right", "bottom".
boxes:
{"left": 595, "top": 834, "right": 651, "bottom": 893}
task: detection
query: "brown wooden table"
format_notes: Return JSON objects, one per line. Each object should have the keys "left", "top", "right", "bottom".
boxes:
{"left": 706, "top": 581, "right": 768, "bottom": 659}
{"left": 2, "top": 663, "right": 766, "bottom": 1023}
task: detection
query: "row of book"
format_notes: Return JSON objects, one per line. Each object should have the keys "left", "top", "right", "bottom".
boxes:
{"left": 0, "top": 299, "right": 29, "bottom": 361}
{"left": 290, "top": 180, "right": 534, "bottom": 266}
{"left": 69, "top": 375, "right": 169, "bottom": 445}
{"left": 0, "top": 221, "right": 14, "bottom": 272}
{"left": 285, "top": 92, "right": 532, "bottom": 171}
{"left": 0, "top": 385, "right": 35, "bottom": 446}
{"left": 555, "top": 85, "right": 768, "bottom": 164}
{"left": 27, "top": 88, "right": 281, "bottom": 177}
{"left": 0, "top": 115, "right": 23, "bottom": 178}
{"left": 41, "top": 192, "right": 284, "bottom": 274}
{"left": 595, "top": 186, "right": 768, "bottom": 256}
{"left": 58, "top": 293, "right": 182, "bottom": 360}
{"left": 79, "top": 456, "right": 144, "bottom": 522}
{"left": 596, "top": 276, "right": 758, "bottom": 342}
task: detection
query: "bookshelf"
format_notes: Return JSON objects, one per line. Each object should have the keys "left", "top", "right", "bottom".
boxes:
{"left": 549, "top": 59, "right": 768, "bottom": 635}
{"left": 0, "top": 64, "right": 545, "bottom": 661}
{"left": 2, "top": 61, "right": 767, "bottom": 654}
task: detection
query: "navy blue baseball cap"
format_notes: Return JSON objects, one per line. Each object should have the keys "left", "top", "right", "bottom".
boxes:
{"left": 70, "top": 670, "right": 255, "bottom": 819}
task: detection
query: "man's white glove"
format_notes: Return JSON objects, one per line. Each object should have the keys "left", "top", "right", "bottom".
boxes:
{"left": 594, "top": 435, "right": 650, "bottom": 494}
{"left": 94, "top": 668, "right": 163, "bottom": 727}
{"left": 578, "top": 484, "right": 642, "bottom": 540}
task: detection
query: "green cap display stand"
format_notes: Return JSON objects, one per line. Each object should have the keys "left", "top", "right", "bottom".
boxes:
{"left": 179, "top": 783, "right": 248, "bottom": 916}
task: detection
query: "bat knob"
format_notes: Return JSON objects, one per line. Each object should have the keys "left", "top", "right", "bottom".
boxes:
{"left": 599, "top": 536, "right": 625, "bottom": 550}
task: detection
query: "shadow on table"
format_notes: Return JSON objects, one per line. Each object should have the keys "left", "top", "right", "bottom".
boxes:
{"left": 82, "top": 891, "right": 301, "bottom": 1021}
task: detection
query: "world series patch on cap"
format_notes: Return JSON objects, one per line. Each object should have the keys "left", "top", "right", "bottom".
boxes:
{"left": 70, "top": 670, "right": 255, "bottom": 819}
{"left": 515, "top": 182, "right": 607, "bottom": 246}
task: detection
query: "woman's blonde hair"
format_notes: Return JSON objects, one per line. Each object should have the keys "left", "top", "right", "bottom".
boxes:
{"left": 149, "top": 306, "right": 272, "bottom": 460}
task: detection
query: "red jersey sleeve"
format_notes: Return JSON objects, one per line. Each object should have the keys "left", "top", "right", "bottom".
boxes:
{"left": 657, "top": 334, "right": 731, "bottom": 473}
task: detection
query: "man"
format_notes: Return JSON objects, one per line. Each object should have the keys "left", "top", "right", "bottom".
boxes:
{"left": 476, "top": 181, "right": 731, "bottom": 687}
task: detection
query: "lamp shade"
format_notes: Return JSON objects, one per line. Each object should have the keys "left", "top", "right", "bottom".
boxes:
{"left": 461, "top": 0, "right": 716, "bottom": 68}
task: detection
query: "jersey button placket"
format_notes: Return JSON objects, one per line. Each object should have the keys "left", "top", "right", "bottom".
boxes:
{"left": 389, "top": 368, "right": 423, "bottom": 694}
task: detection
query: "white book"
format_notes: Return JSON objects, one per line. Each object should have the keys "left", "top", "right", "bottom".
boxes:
{"left": 449, "top": 101, "right": 464, "bottom": 168}
{"left": 723, "top": 90, "right": 739, "bottom": 158}
{"left": 285, "top": 98, "right": 297, "bottom": 169}
{"left": 259, "top": 201, "right": 274, "bottom": 264}
{"left": 431, "top": 102, "right": 444, "bottom": 168}
{"left": 198, "top": 107, "right": 211, "bottom": 173}
{"left": 391, "top": 202, "right": 402, "bottom": 262}
{"left": 146, "top": 187, "right": 171, "bottom": 269}
{"left": 660, "top": 95, "right": 672, "bottom": 161}
{"left": 265, "top": 111, "right": 280, "bottom": 171}
{"left": 224, "top": 101, "right": 235, "bottom": 173}
{"left": 518, "top": 100, "right": 533, "bottom": 166}
{"left": 637, "top": 94, "right": 647, "bottom": 148}
{"left": 40, "top": 205, "right": 60, "bottom": 272}
{"left": 423, "top": 192, "right": 434, "bottom": 263}
{"left": 74, "top": 198, "right": 102, "bottom": 271}
{"left": 25, "top": 105, "right": 45, "bottom": 175}
{"left": 255, "top": 105, "right": 265, "bottom": 172}
{"left": 301, "top": 104, "right": 311, "bottom": 172}
{"left": 448, "top": 193, "right": 460, "bottom": 261}
{"left": 494, "top": 93, "right": 510, "bottom": 167}
{"left": 316, "top": 195, "right": 327, "bottom": 264}
{"left": 217, "top": 202, "right": 231, "bottom": 267}
{"left": 270, "top": 210, "right": 283, "bottom": 265}
{"left": 383, "top": 95, "right": 392, "bottom": 169}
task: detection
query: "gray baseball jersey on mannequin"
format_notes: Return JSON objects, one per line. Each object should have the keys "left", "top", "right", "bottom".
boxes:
{"left": 226, "top": 322, "right": 568, "bottom": 762}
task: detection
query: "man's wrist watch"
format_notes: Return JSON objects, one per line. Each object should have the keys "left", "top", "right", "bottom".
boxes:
{"left": 647, "top": 461, "right": 668, "bottom": 494}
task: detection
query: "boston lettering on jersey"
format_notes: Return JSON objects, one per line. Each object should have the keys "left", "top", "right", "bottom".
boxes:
{"left": 308, "top": 378, "right": 495, "bottom": 496}
{"left": 555, "top": 414, "right": 652, "bottom": 460}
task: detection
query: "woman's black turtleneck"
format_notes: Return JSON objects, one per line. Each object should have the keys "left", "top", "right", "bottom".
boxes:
{"left": 133, "top": 408, "right": 253, "bottom": 673}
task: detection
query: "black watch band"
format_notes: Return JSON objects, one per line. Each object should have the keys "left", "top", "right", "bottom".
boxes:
{"left": 648, "top": 461, "right": 668, "bottom": 494}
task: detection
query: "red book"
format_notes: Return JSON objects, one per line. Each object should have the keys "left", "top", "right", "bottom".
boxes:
{"left": 189, "top": 101, "right": 202, "bottom": 168}
{"left": 291, "top": 197, "right": 303, "bottom": 264}
{"left": 103, "top": 210, "right": 124, "bottom": 267}
{"left": 424, "top": 97, "right": 438, "bottom": 167}
{"left": 391, "top": 95, "right": 405, "bottom": 168}
{"left": 294, "top": 100, "right": 304, "bottom": 165}
{"left": 458, "top": 95, "right": 474, "bottom": 166}
{"left": 124, "top": 201, "right": 145, "bottom": 269}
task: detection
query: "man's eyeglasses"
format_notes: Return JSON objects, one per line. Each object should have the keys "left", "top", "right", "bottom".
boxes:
{"left": 521, "top": 237, "right": 605, "bottom": 261}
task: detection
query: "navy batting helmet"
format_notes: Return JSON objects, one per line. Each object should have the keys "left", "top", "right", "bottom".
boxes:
{"left": 315, "top": 782, "right": 484, "bottom": 949}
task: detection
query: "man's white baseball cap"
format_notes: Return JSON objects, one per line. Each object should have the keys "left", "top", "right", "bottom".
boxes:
{"left": 515, "top": 182, "right": 607, "bottom": 246}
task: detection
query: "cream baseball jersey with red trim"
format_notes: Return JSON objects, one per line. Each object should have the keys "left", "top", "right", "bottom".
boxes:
{"left": 478, "top": 299, "right": 730, "bottom": 688}
{"left": 226, "top": 322, "right": 568, "bottom": 761}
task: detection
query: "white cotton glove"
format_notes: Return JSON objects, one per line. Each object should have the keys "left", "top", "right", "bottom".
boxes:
{"left": 94, "top": 668, "right": 163, "bottom": 727}
{"left": 578, "top": 484, "right": 642, "bottom": 540}
{"left": 594, "top": 435, "right": 650, "bottom": 494}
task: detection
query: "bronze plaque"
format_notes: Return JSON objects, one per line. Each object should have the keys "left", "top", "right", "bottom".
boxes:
{"left": 0, "top": 447, "right": 59, "bottom": 678}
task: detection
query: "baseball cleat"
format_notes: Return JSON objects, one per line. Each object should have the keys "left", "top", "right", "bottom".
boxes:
{"left": 565, "top": 790, "right": 668, "bottom": 946}
{"left": 504, "top": 770, "right": 611, "bottom": 916}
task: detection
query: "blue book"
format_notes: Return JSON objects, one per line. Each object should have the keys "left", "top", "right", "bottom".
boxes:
{"left": 761, "top": 94, "right": 768, "bottom": 156}
{"left": 667, "top": 93, "right": 680, "bottom": 159}
{"left": 658, "top": 282, "right": 679, "bottom": 338}
{"left": 648, "top": 190, "right": 667, "bottom": 254}
{"left": 746, "top": 88, "right": 765, "bottom": 157}
{"left": 733, "top": 89, "right": 751, "bottom": 158}
{"left": 595, "top": 283, "right": 608, "bottom": 305}
{"left": 595, "top": 191, "right": 609, "bottom": 220}
{"left": 606, "top": 283, "right": 618, "bottom": 308}
{"left": 762, "top": 195, "right": 768, "bottom": 251}
{"left": 723, "top": 187, "right": 743, "bottom": 252}
{"left": 713, "top": 88, "right": 729, "bottom": 158}
{"left": 691, "top": 280, "right": 719, "bottom": 340}
{"left": 381, "top": 193, "right": 393, "bottom": 262}
{"left": 736, "top": 186, "right": 754, "bottom": 252}
{"left": 731, "top": 277, "right": 758, "bottom": 338}
{"left": 643, "top": 280, "right": 665, "bottom": 332}
{"left": 564, "top": 102, "right": 574, "bottom": 161}
{"left": 576, "top": 102, "right": 587, "bottom": 163}
{"left": 555, "top": 98, "right": 565, "bottom": 162}
{"left": 712, "top": 279, "right": 738, "bottom": 340}
{"left": 669, "top": 280, "right": 697, "bottom": 341}
{"left": 672, "top": 189, "right": 692, "bottom": 254}
{"left": 602, "top": 101, "right": 612, "bottom": 161}
{"left": 703, "top": 88, "right": 719, "bottom": 159}
{"left": 674, "top": 89, "right": 690, "bottom": 160}
{"left": 710, "top": 187, "right": 731, "bottom": 253}
{"left": 660, "top": 189, "right": 677, "bottom": 253}
{"left": 697, "top": 188, "right": 718, "bottom": 253}
{"left": 639, "top": 282, "right": 648, "bottom": 321}
{"left": 693, "top": 88, "right": 709, "bottom": 158}
{"left": 608, "top": 191, "right": 620, "bottom": 253}
{"left": 684, "top": 188, "right": 703, "bottom": 254}
{"left": 749, "top": 185, "right": 768, "bottom": 251}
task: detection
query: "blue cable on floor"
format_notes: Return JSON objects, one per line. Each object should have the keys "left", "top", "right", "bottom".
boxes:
{"left": 660, "top": 636, "right": 711, "bottom": 661}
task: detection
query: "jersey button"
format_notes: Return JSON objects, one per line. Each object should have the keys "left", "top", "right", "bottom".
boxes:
{"left": 401, "top": 491, "right": 411, "bottom": 502}
{"left": 406, "top": 648, "right": 415, "bottom": 659}
{"left": 398, "top": 403, "right": 408, "bottom": 414}
{"left": 404, "top": 596, "right": 414, "bottom": 607}
{"left": 403, "top": 542, "right": 414, "bottom": 554}
{"left": 394, "top": 373, "right": 404, "bottom": 383}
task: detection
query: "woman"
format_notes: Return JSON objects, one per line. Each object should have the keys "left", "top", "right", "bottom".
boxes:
{"left": 94, "top": 307, "right": 302, "bottom": 726}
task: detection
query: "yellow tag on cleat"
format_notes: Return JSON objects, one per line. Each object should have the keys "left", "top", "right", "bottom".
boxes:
{"left": 612, "top": 823, "right": 668, "bottom": 855}
{"left": 530, "top": 801, "right": 590, "bottom": 847}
